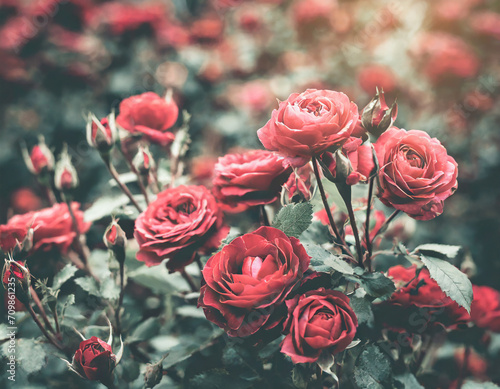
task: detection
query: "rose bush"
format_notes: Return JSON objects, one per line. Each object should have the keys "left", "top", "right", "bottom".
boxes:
{"left": 257, "top": 89, "right": 359, "bottom": 166}
{"left": 281, "top": 288, "right": 358, "bottom": 363}
{"left": 374, "top": 127, "right": 458, "bottom": 220}
{"left": 212, "top": 149, "right": 292, "bottom": 212}
{"left": 135, "top": 185, "right": 228, "bottom": 271}
{"left": 198, "top": 226, "right": 310, "bottom": 337}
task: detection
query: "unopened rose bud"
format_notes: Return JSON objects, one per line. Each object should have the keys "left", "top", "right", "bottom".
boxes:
{"left": 144, "top": 355, "right": 167, "bottom": 388}
{"left": 22, "top": 136, "right": 55, "bottom": 175}
{"left": 54, "top": 145, "right": 79, "bottom": 191}
{"left": 86, "top": 112, "right": 117, "bottom": 154}
{"left": 2, "top": 260, "right": 31, "bottom": 305}
{"left": 103, "top": 219, "right": 127, "bottom": 265}
{"left": 361, "top": 88, "right": 397, "bottom": 138}
{"left": 133, "top": 145, "right": 155, "bottom": 181}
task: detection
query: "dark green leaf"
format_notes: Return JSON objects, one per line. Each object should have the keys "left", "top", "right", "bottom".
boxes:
{"left": 52, "top": 264, "right": 78, "bottom": 290}
{"left": 17, "top": 339, "right": 48, "bottom": 374}
{"left": 127, "top": 317, "right": 161, "bottom": 344}
{"left": 393, "top": 373, "right": 424, "bottom": 388}
{"left": 347, "top": 271, "right": 396, "bottom": 300}
{"left": 350, "top": 289, "right": 374, "bottom": 327}
{"left": 273, "top": 202, "right": 313, "bottom": 238}
{"left": 420, "top": 255, "right": 473, "bottom": 313}
{"left": 304, "top": 243, "right": 354, "bottom": 275}
{"left": 462, "top": 381, "right": 500, "bottom": 389}
{"left": 413, "top": 244, "right": 461, "bottom": 259}
{"left": 75, "top": 276, "right": 100, "bottom": 297}
{"left": 189, "top": 369, "right": 253, "bottom": 389}
{"left": 353, "top": 344, "right": 392, "bottom": 389}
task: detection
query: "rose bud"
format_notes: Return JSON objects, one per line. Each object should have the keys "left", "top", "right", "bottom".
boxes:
{"left": 257, "top": 89, "right": 360, "bottom": 167}
{"left": 361, "top": 88, "right": 398, "bottom": 138}
{"left": 133, "top": 145, "right": 155, "bottom": 184}
{"left": 54, "top": 145, "right": 79, "bottom": 191}
{"left": 144, "top": 355, "right": 167, "bottom": 388}
{"left": 21, "top": 136, "right": 55, "bottom": 175}
{"left": 198, "top": 226, "right": 310, "bottom": 337}
{"left": 65, "top": 325, "right": 123, "bottom": 386}
{"left": 103, "top": 219, "right": 127, "bottom": 265}
{"left": 86, "top": 112, "right": 117, "bottom": 154}
{"left": 2, "top": 260, "right": 31, "bottom": 305}
{"left": 116, "top": 90, "right": 178, "bottom": 147}
{"left": 374, "top": 127, "right": 458, "bottom": 220}
{"left": 281, "top": 288, "right": 358, "bottom": 364}
{"left": 213, "top": 150, "right": 292, "bottom": 213}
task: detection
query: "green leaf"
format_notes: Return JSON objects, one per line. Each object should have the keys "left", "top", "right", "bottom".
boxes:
{"left": 75, "top": 276, "right": 100, "bottom": 297}
{"left": 128, "top": 264, "right": 189, "bottom": 294}
{"left": 353, "top": 344, "right": 392, "bottom": 389}
{"left": 127, "top": 317, "right": 161, "bottom": 344}
{"left": 304, "top": 243, "right": 354, "bottom": 275}
{"left": 347, "top": 270, "right": 396, "bottom": 300}
{"left": 99, "top": 277, "right": 120, "bottom": 300}
{"left": 84, "top": 194, "right": 131, "bottom": 222}
{"left": 413, "top": 244, "right": 461, "bottom": 259}
{"left": 189, "top": 369, "right": 253, "bottom": 389}
{"left": 58, "top": 294, "right": 75, "bottom": 323}
{"left": 17, "top": 339, "right": 47, "bottom": 374}
{"left": 350, "top": 289, "right": 374, "bottom": 327}
{"left": 420, "top": 255, "right": 473, "bottom": 313}
{"left": 52, "top": 264, "right": 78, "bottom": 290}
{"left": 462, "top": 381, "right": 500, "bottom": 389}
{"left": 272, "top": 202, "right": 313, "bottom": 238}
{"left": 393, "top": 373, "right": 424, "bottom": 388}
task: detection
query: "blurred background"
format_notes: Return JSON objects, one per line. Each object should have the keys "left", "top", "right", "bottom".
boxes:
{"left": 0, "top": 0, "right": 499, "bottom": 289}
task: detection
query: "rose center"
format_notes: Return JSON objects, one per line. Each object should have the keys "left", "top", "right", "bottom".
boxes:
{"left": 242, "top": 256, "right": 263, "bottom": 278}
{"left": 301, "top": 100, "right": 328, "bottom": 116}
{"left": 400, "top": 146, "right": 424, "bottom": 168}
{"left": 176, "top": 202, "right": 196, "bottom": 215}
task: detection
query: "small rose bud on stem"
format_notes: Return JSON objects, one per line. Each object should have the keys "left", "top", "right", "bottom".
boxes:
{"left": 361, "top": 88, "right": 398, "bottom": 138}
{"left": 144, "top": 355, "right": 168, "bottom": 388}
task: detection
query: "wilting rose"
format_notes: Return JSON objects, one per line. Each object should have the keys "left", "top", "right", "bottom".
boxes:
{"left": 135, "top": 185, "right": 228, "bottom": 271}
{"left": 116, "top": 92, "right": 178, "bottom": 146}
{"left": 258, "top": 89, "right": 359, "bottom": 167}
{"left": 320, "top": 137, "right": 375, "bottom": 185}
{"left": 377, "top": 265, "right": 469, "bottom": 331}
{"left": 281, "top": 288, "right": 357, "bottom": 363}
{"left": 0, "top": 202, "right": 90, "bottom": 254}
{"left": 198, "top": 226, "right": 310, "bottom": 337}
{"left": 374, "top": 127, "right": 458, "bottom": 220}
{"left": 470, "top": 285, "right": 500, "bottom": 332}
{"left": 72, "top": 336, "right": 116, "bottom": 384}
{"left": 213, "top": 150, "right": 292, "bottom": 212}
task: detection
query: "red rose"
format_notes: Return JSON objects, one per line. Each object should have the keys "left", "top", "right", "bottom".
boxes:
{"left": 257, "top": 89, "right": 359, "bottom": 166}
{"left": 281, "top": 288, "right": 358, "bottom": 363}
{"left": 10, "top": 188, "right": 42, "bottom": 214}
{"left": 321, "top": 137, "right": 375, "bottom": 185}
{"left": 116, "top": 92, "right": 178, "bottom": 146}
{"left": 198, "top": 226, "right": 310, "bottom": 337}
{"left": 357, "top": 64, "right": 397, "bottom": 94}
{"left": 470, "top": 285, "right": 500, "bottom": 332}
{"left": 469, "top": 12, "right": 500, "bottom": 40}
{"left": 72, "top": 336, "right": 116, "bottom": 383}
{"left": 374, "top": 127, "right": 458, "bottom": 220}
{"left": 213, "top": 150, "right": 292, "bottom": 213}
{"left": 0, "top": 202, "right": 90, "bottom": 254}
{"left": 378, "top": 265, "right": 468, "bottom": 331}
{"left": 135, "top": 185, "right": 229, "bottom": 271}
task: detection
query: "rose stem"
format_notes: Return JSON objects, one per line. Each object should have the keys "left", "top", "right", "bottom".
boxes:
{"left": 53, "top": 308, "right": 61, "bottom": 337}
{"left": 30, "top": 286, "right": 56, "bottom": 334}
{"left": 364, "top": 176, "right": 375, "bottom": 271}
{"left": 194, "top": 254, "right": 204, "bottom": 275}
{"left": 180, "top": 269, "right": 198, "bottom": 292}
{"left": 25, "top": 303, "right": 64, "bottom": 350}
{"left": 105, "top": 161, "right": 143, "bottom": 213}
{"left": 260, "top": 205, "right": 270, "bottom": 226}
{"left": 344, "top": 197, "right": 363, "bottom": 268}
{"left": 115, "top": 262, "right": 125, "bottom": 335}
{"left": 457, "top": 346, "right": 470, "bottom": 389}
{"left": 42, "top": 185, "right": 57, "bottom": 205}
{"left": 311, "top": 157, "right": 353, "bottom": 259}
{"left": 119, "top": 148, "right": 150, "bottom": 205}
{"left": 370, "top": 209, "right": 401, "bottom": 245}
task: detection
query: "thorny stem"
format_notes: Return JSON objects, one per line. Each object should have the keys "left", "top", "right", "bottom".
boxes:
{"left": 26, "top": 304, "right": 64, "bottom": 351}
{"left": 364, "top": 176, "right": 375, "bottom": 270}
{"left": 260, "top": 205, "right": 270, "bottom": 226}
{"left": 105, "top": 161, "right": 143, "bottom": 213}
{"left": 311, "top": 157, "right": 354, "bottom": 260}
{"left": 115, "top": 262, "right": 125, "bottom": 335}
{"left": 30, "top": 286, "right": 56, "bottom": 334}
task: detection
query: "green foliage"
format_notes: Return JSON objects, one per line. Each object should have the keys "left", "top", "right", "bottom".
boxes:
{"left": 413, "top": 244, "right": 461, "bottom": 259}
{"left": 350, "top": 289, "right": 374, "bottom": 327}
{"left": 304, "top": 242, "right": 354, "bottom": 274}
{"left": 420, "top": 255, "right": 473, "bottom": 313}
{"left": 347, "top": 269, "right": 396, "bottom": 300}
{"left": 52, "top": 264, "right": 78, "bottom": 290}
{"left": 353, "top": 344, "right": 392, "bottom": 389}
{"left": 272, "top": 202, "right": 313, "bottom": 238}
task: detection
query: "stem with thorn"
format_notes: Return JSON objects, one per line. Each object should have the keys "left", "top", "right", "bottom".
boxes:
{"left": 30, "top": 286, "right": 56, "bottom": 334}
{"left": 104, "top": 159, "right": 143, "bottom": 213}
{"left": 364, "top": 176, "right": 375, "bottom": 270}
{"left": 26, "top": 304, "right": 64, "bottom": 350}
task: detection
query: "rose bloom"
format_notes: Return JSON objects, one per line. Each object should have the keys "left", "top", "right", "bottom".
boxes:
{"left": 213, "top": 150, "right": 292, "bottom": 213}
{"left": 0, "top": 202, "right": 90, "bottom": 254}
{"left": 281, "top": 288, "right": 357, "bottom": 363}
{"left": 258, "top": 89, "right": 359, "bottom": 167}
{"left": 374, "top": 127, "right": 458, "bottom": 220}
{"left": 469, "top": 11, "right": 500, "bottom": 40}
{"left": 470, "top": 285, "right": 500, "bottom": 332}
{"left": 320, "top": 137, "right": 375, "bottom": 185}
{"left": 116, "top": 92, "right": 178, "bottom": 146}
{"left": 198, "top": 226, "right": 310, "bottom": 337}
{"left": 377, "top": 265, "right": 469, "bottom": 331}
{"left": 72, "top": 336, "right": 116, "bottom": 383}
{"left": 10, "top": 188, "right": 42, "bottom": 214}
{"left": 135, "top": 185, "right": 228, "bottom": 271}
{"left": 357, "top": 64, "right": 397, "bottom": 94}
{"left": 291, "top": 0, "right": 337, "bottom": 27}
